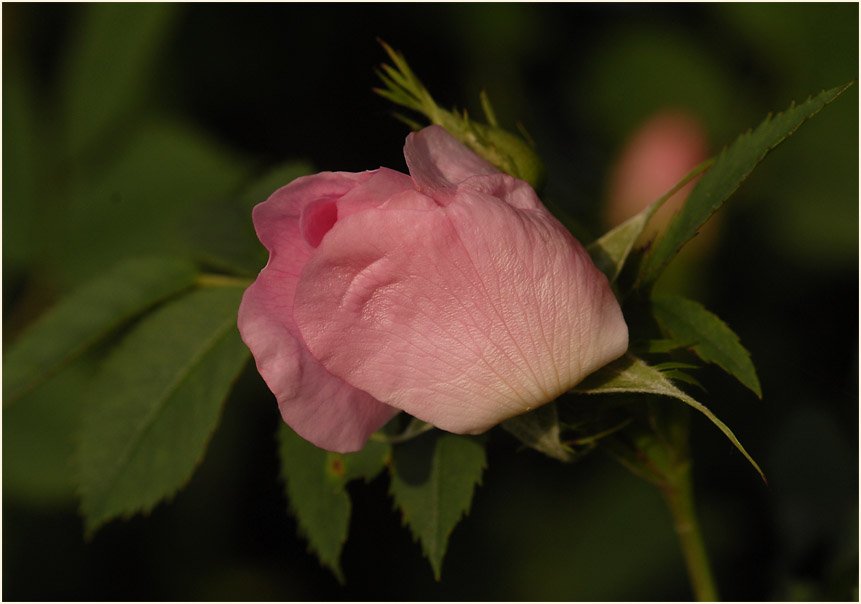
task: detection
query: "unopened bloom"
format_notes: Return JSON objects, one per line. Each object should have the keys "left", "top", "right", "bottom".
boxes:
{"left": 238, "top": 126, "right": 628, "bottom": 452}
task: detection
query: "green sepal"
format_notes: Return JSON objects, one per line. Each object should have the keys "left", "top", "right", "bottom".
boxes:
{"left": 375, "top": 41, "right": 546, "bottom": 189}
{"left": 574, "top": 354, "right": 765, "bottom": 482}
{"left": 630, "top": 338, "right": 697, "bottom": 355}
{"left": 597, "top": 399, "right": 692, "bottom": 488}
{"left": 501, "top": 402, "right": 574, "bottom": 462}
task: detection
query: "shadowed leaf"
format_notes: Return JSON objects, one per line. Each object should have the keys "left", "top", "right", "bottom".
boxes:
{"left": 78, "top": 285, "right": 249, "bottom": 535}
{"left": 4, "top": 256, "right": 198, "bottom": 404}
{"left": 390, "top": 432, "right": 486, "bottom": 579}
{"left": 279, "top": 424, "right": 391, "bottom": 581}
{"left": 652, "top": 295, "right": 761, "bottom": 397}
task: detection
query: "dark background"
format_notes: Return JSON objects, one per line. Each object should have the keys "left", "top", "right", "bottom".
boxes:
{"left": 3, "top": 3, "right": 858, "bottom": 600}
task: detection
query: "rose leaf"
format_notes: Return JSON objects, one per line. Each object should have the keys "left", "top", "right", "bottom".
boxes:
{"left": 77, "top": 285, "right": 249, "bottom": 536}
{"left": 4, "top": 255, "right": 199, "bottom": 405}
{"left": 3, "top": 357, "right": 96, "bottom": 507}
{"left": 389, "top": 431, "right": 486, "bottom": 580}
{"left": 278, "top": 424, "right": 349, "bottom": 582}
{"left": 652, "top": 295, "right": 762, "bottom": 398}
{"left": 588, "top": 159, "right": 713, "bottom": 284}
{"left": 278, "top": 423, "right": 390, "bottom": 582}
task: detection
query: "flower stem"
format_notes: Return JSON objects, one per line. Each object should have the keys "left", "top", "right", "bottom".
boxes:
{"left": 661, "top": 463, "right": 719, "bottom": 601}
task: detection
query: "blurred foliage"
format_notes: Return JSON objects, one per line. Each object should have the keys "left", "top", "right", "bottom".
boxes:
{"left": 3, "top": 3, "right": 857, "bottom": 601}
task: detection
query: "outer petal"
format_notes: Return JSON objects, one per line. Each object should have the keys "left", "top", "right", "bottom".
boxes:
{"left": 238, "top": 171, "right": 401, "bottom": 453}
{"left": 333, "top": 168, "right": 417, "bottom": 220}
{"left": 253, "top": 171, "right": 372, "bottom": 253}
{"left": 294, "top": 175, "right": 628, "bottom": 434}
{"left": 403, "top": 125, "right": 500, "bottom": 203}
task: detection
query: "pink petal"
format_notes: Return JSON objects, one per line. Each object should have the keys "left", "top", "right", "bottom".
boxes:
{"left": 294, "top": 174, "right": 628, "bottom": 435}
{"left": 253, "top": 171, "right": 373, "bottom": 254}
{"left": 238, "top": 171, "right": 402, "bottom": 453}
{"left": 335, "top": 168, "right": 418, "bottom": 219}
{"left": 300, "top": 198, "right": 338, "bottom": 248}
{"left": 403, "top": 125, "right": 500, "bottom": 203}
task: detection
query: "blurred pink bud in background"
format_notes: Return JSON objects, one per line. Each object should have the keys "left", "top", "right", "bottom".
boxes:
{"left": 606, "top": 110, "right": 713, "bottom": 246}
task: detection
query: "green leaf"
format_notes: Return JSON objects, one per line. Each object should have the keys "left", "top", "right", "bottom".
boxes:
{"left": 279, "top": 424, "right": 391, "bottom": 581}
{"left": 652, "top": 295, "right": 762, "bottom": 398}
{"left": 278, "top": 424, "right": 350, "bottom": 582}
{"left": 389, "top": 431, "right": 486, "bottom": 579}
{"left": 61, "top": 3, "right": 179, "bottom": 155}
{"left": 637, "top": 82, "right": 853, "bottom": 286}
{"left": 630, "top": 338, "right": 696, "bottom": 355}
{"left": 78, "top": 285, "right": 249, "bottom": 536}
{"left": 501, "top": 402, "right": 574, "bottom": 462}
{"left": 58, "top": 118, "right": 252, "bottom": 289}
{"left": 575, "top": 354, "right": 765, "bottom": 482}
{"left": 329, "top": 440, "right": 391, "bottom": 484}
{"left": 3, "top": 357, "right": 96, "bottom": 506}
{"left": 3, "top": 256, "right": 199, "bottom": 404}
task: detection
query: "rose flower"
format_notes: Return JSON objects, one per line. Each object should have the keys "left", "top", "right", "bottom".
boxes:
{"left": 238, "top": 126, "right": 628, "bottom": 452}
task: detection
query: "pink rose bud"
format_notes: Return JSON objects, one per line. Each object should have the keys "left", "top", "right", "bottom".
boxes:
{"left": 606, "top": 110, "right": 709, "bottom": 241}
{"left": 238, "top": 126, "right": 628, "bottom": 453}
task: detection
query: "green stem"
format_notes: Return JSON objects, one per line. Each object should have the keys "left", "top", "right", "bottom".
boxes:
{"left": 661, "top": 464, "right": 719, "bottom": 601}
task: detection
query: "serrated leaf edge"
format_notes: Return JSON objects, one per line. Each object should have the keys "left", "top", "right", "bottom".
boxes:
{"left": 653, "top": 295, "right": 762, "bottom": 398}
{"left": 638, "top": 82, "right": 854, "bottom": 286}
{"left": 277, "top": 426, "right": 349, "bottom": 583}
{"left": 389, "top": 436, "right": 486, "bottom": 580}
{"left": 79, "top": 290, "right": 246, "bottom": 535}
